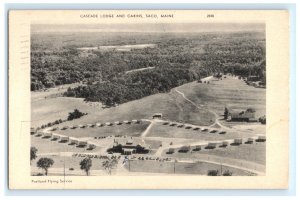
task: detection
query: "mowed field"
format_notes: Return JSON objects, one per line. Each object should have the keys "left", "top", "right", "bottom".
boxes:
{"left": 55, "top": 122, "right": 150, "bottom": 138}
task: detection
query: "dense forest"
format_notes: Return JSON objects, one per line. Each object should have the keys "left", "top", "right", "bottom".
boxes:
{"left": 31, "top": 32, "right": 266, "bottom": 105}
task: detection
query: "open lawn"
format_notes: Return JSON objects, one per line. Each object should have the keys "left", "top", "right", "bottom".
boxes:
{"left": 176, "top": 77, "right": 266, "bottom": 123}
{"left": 162, "top": 141, "right": 266, "bottom": 165}
{"left": 55, "top": 122, "right": 150, "bottom": 138}
{"left": 31, "top": 97, "right": 98, "bottom": 128}
{"left": 124, "top": 160, "right": 255, "bottom": 176}
{"left": 32, "top": 89, "right": 215, "bottom": 131}
{"left": 31, "top": 155, "right": 114, "bottom": 174}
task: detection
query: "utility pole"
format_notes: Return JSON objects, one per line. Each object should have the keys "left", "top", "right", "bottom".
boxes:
{"left": 129, "top": 159, "right": 131, "bottom": 172}
{"left": 220, "top": 162, "right": 223, "bottom": 175}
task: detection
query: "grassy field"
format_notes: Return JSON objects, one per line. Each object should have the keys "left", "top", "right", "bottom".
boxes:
{"left": 32, "top": 85, "right": 216, "bottom": 131}
{"left": 146, "top": 121, "right": 256, "bottom": 140}
{"left": 31, "top": 155, "right": 113, "bottom": 174}
{"left": 162, "top": 141, "right": 266, "bottom": 165}
{"left": 31, "top": 97, "right": 97, "bottom": 128}
{"left": 124, "top": 160, "right": 255, "bottom": 176}
{"left": 55, "top": 122, "right": 150, "bottom": 138}
{"left": 176, "top": 77, "right": 266, "bottom": 120}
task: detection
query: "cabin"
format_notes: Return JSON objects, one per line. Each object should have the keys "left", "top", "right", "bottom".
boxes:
{"left": 233, "top": 138, "right": 243, "bottom": 145}
{"left": 131, "top": 120, "right": 138, "bottom": 124}
{"left": 246, "top": 138, "right": 254, "bottom": 144}
{"left": 69, "top": 138, "right": 78, "bottom": 145}
{"left": 178, "top": 145, "right": 190, "bottom": 153}
{"left": 152, "top": 113, "right": 163, "bottom": 119}
{"left": 168, "top": 148, "right": 175, "bottom": 154}
{"left": 105, "top": 122, "right": 113, "bottom": 126}
{"left": 96, "top": 123, "right": 102, "bottom": 127}
{"left": 60, "top": 136, "right": 69, "bottom": 143}
{"left": 256, "top": 135, "right": 266, "bottom": 142}
{"left": 221, "top": 141, "right": 229, "bottom": 147}
{"left": 88, "top": 143, "right": 96, "bottom": 150}
{"left": 77, "top": 141, "right": 88, "bottom": 147}
{"left": 192, "top": 145, "right": 201, "bottom": 151}
{"left": 61, "top": 126, "right": 69, "bottom": 130}
{"left": 227, "top": 108, "right": 256, "bottom": 122}
{"left": 247, "top": 76, "right": 260, "bottom": 82}
{"left": 30, "top": 128, "right": 36, "bottom": 135}
{"left": 177, "top": 124, "right": 184, "bottom": 128}
{"left": 52, "top": 134, "right": 60, "bottom": 140}
{"left": 207, "top": 142, "right": 217, "bottom": 149}
{"left": 42, "top": 132, "right": 52, "bottom": 138}
{"left": 86, "top": 124, "right": 93, "bottom": 127}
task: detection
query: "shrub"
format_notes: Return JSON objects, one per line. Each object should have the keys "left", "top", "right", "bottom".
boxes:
{"left": 222, "top": 170, "right": 233, "bottom": 176}
{"left": 207, "top": 170, "right": 219, "bottom": 176}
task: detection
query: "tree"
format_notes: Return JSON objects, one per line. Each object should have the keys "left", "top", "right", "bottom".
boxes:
{"left": 102, "top": 158, "right": 118, "bottom": 175}
{"left": 30, "top": 147, "right": 38, "bottom": 164}
{"left": 222, "top": 170, "right": 233, "bottom": 176}
{"left": 207, "top": 170, "right": 219, "bottom": 176}
{"left": 68, "top": 109, "right": 86, "bottom": 121}
{"left": 37, "top": 157, "right": 54, "bottom": 176}
{"left": 224, "top": 107, "right": 229, "bottom": 120}
{"left": 80, "top": 157, "right": 92, "bottom": 176}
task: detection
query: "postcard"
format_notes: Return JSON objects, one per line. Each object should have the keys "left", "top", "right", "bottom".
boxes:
{"left": 8, "top": 10, "right": 289, "bottom": 189}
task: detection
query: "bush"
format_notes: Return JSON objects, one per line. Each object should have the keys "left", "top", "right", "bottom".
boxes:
{"left": 222, "top": 170, "right": 233, "bottom": 176}
{"left": 259, "top": 115, "right": 266, "bottom": 124}
{"left": 207, "top": 170, "right": 219, "bottom": 176}
{"left": 68, "top": 109, "right": 86, "bottom": 121}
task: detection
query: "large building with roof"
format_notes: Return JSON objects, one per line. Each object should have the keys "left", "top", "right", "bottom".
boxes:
{"left": 110, "top": 138, "right": 151, "bottom": 155}
{"left": 227, "top": 108, "right": 257, "bottom": 122}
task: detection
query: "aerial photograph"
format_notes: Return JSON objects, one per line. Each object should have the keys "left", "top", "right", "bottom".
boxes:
{"left": 30, "top": 23, "right": 266, "bottom": 176}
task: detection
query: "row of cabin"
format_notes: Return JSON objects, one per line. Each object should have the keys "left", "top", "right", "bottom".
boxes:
{"left": 33, "top": 131, "right": 96, "bottom": 149}
{"left": 168, "top": 136, "right": 266, "bottom": 153}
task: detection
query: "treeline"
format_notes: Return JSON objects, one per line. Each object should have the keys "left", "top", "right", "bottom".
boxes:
{"left": 64, "top": 68, "right": 198, "bottom": 105}
{"left": 32, "top": 32, "right": 266, "bottom": 105}
{"left": 31, "top": 32, "right": 265, "bottom": 91}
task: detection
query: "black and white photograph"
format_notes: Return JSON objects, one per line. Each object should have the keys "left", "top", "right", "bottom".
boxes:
{"left": 29, "top": 22, "right": 266, "bottom": 177}
{"left": 8, "top": 9, "right": 290, "bottom": 190}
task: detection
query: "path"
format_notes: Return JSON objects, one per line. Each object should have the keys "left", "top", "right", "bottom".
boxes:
{"left": 174, "top": 88, "right": 231, "bottom": 130}
{"left": 140, "top": 120, "right": 155, "bottom": 137}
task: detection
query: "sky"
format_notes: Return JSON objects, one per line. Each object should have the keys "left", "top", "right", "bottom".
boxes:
{"left": 31, "top": 23, "right": 265, "bottom": 33}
